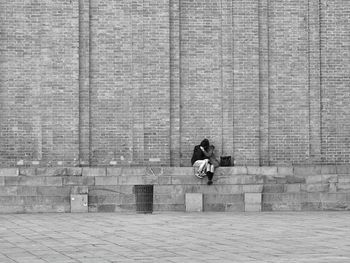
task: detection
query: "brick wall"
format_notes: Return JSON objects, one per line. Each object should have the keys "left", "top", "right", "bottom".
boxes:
{"left": 0, "top": 0, "right": 350, "bottom": 167}
{"left": 0, "top": 0, "right": 79, "bottom": 167}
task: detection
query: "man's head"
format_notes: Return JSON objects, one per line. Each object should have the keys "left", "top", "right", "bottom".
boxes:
{"left": 200, "top": 139, "right": 210, "bottom": 150}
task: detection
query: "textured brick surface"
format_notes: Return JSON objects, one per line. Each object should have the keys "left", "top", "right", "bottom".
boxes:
{"left": 0, "top": 1, "right": 349, "bottom": 167}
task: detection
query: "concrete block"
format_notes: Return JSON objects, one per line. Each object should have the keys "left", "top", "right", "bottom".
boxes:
{"left": 305, "top": 175, "right": 322, "bottom": 184}
{"left": 321, "top": 165, "right": 337, "bottom": 174}
{"left": 106, "top": 167, "right": 122, "bottom": 176}
{"left": 301, "top": 202, "right": 322, "bottom": 211}
{"left": 216, "top": 175, "right": 263, "bottom": 185}
{"left": 337, "top": 183, "right": 350, "bottom": 191}
{"left": 158, "top": 176, "right": 172, "bottom": 185}
{"left": 322, "top": 202, "right": 350, "bottom": 211}
{"left": 118, "top": 175, "right": 157, "bottom": 185}
{"left": 35, "top": 168, "right": 67, "bottom": 176}
{"left": 284, "top": 184, "right": 301, "bottom": 192}
{"left": 204, "top": 194, "right": 243, "bottom": 204}
{"left": 146, "top": 167, "right": 164, "bottom": 176}
{"left": 163, "top": 167, "right": 193, "bottom": 176}
{"left": 18, "top": 168, "right": 36, "bottom": 176}
{"left": 5, "top": 176, "right": 62, "bottom": 186}
{"left": 260, "top": 166, "right": 278, "bottom": 176}
{"left": 286, "top": 176, "right": 305, "bottom": 184}
{"left": 244, "top": 193, "right": 262, "bottom": 204}
{"left": 171, "top": 175, "right": 206, "bottom": 185}
{"left": 70, "top": 194, "right": 88, "bottom": 213}
{"left": 204, "top": 203, "right": 225, "bottom": 212}
{"left": 95, "top": 176, "right": 118, "bottom": 186}
{"left": 97, "top": 204, "right": 116, "bottom": 212}
{"left": 277, "top": 166, "right": 294, "bottom": 176}
{"left": 0, "top": 177, "right": 4, "bottom": 186}
{"left": 321, "top": 174, "right": 338, "bottom": 183}
{"left": 245, "top": 203, "right": 261, "bottom": 212}
{"left": 154, "top": 193, "right": 184, "bottom": 205}
{"left": 263, "top": 184, "right": 284, "bottom": 193}
{"left": 153, "top": 204, "right": 184, "bottom": 212}
{"left": 338, "top": 175, "right": 350, "bottom": 183}
{"left": 70, "top": 186, "right": 88, "bottom": 195}
{"left": 185, "top": 193, "right": 203, "bottom": 212}
{"left": 82, "top": 167, "right": 106, "bottom": 177}
{"left": 225, "top": 202, "right": 245, "bottom": 212}
{"left": 16, "top": 186, "right": 37, "bottom": 196}
{"left": 281, "top": 193, "right": 303, "bottom": 203}
{"left": 0, "top": 168, "right": 18, "bottom": 177}
{"left": 0, "top": 205, "right": 24, "bottom": 213}
{"left": 242, "top": 184, "right": 263, "bottom": 193}
{"left": 246, "top": 166, "right": 260, "bottom": 175}
{"left": 63, "top": 176, "right": 95, "bottom": 186}
{"left": 302, "top": 184, "right": 329, "bottom": 192}
{"left": 0, "top": 196, "right": 24, "bottom": 206}
{"left": 121, "top": 168, "right": 146, "bottom": 176}
{"left": 35, "top": 186, "right": 70, "bottom": 196}
{"left": 91, "top": 195, "right": 120, "bottom": 205}
{"left": 294, "top": 165, "right": 321, "bottom": 176}
{"left": 307, "top": 192, "right": 321, "bottom": 202}
{"left": 336, "top": 165, "right": 350, "bottom": 174}
{"left": 0, "top": 186, "right": 17, "bottom": 196}
{"left": 119, "top": 194, "right": 135, "bottom": 204}
{"left": 66, "top": 168, "right": 82, "bottom": 176}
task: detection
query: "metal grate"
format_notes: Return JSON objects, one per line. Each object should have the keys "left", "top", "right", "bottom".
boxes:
{"left": 134, "top": 185, "right": 153, "bottom": 214}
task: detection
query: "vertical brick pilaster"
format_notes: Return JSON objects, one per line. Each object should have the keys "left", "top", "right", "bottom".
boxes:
{"left": 79, "top": 0, "right": 91, "bottom": 166}
{"left": 221, "top": 0, "right": 234, "bottom": 158}
{"left": 259, "top": 0, "right": 270, "bottom": 165}
{"left": 131, "top": 0, "right": 145, "bottom": 165}
{"left": 308, "top": 0, "right": 321, "bottom": 163}
{"left": 170, "top": 0, "right": 181, "bottom": 166}
{"left": 233, "top": 0, "right": 260, "bottom": 165}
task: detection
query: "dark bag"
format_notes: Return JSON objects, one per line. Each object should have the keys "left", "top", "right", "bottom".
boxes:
{"left": 220, "top": 156, "right": 232, "bottom": 166}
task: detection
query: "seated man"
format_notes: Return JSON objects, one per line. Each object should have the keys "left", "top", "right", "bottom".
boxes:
{"left": 191, "top": 139, "right": 215, "bottom": 185}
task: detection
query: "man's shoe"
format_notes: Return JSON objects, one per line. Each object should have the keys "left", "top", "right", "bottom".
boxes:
{"left": 195, "top": 172, "right": 204, "bottom": 179}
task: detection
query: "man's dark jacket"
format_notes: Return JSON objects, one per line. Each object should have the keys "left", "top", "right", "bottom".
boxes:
{"left": 191, "top": 145, "right": 207, "bottom": 165}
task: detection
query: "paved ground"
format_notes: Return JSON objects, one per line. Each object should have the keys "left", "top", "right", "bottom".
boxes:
{"left": 0, "top": 212, "right": 350, "bottom": 263}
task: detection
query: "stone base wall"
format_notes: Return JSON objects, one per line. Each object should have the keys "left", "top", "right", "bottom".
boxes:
{"left": 0, "top": 166, "right": 349, "bottom": 213}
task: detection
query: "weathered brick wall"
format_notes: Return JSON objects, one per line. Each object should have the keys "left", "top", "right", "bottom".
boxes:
{"left": 89, "top": 0, "right": 170, "bottom": 166}
{"left": 0, "top": 1, "right": 349, "bottom": 167}
{"left": 0, "top": 1, "right": 80, "bottom": 166}
{"left": 320, "top": 1, "right": 350, "bottom": 163}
